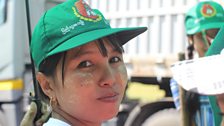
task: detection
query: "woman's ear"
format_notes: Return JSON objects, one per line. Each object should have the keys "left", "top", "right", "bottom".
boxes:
{"left": 36, "top": 72, "right": 55, "bottom": 98}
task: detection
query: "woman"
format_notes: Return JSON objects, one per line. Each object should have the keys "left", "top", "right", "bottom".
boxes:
{"left": 25, "top": 0, "right": 147, "bottom": 125}
{"left": 179, "top": 1, "right": 224, "bottom": 126}
{"left": 38, "top": 37, "right": 129, "bottom": 126}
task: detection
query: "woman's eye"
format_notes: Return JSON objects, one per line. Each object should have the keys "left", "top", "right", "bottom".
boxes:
{"left": 110, "top": 57, "right": 121, "bottom": 63}
{"left": 78, "top": 61, "right": 92, "bottom": 68}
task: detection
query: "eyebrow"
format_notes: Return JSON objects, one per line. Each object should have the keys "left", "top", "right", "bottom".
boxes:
{"left": 75, "top": 47, "right": 120, "bottom": 59}
{"left": 76, "top": 50, "right": 97, "bottom": 57}
{"left": 81, "top": 48, "right": 119, "bottom": 55}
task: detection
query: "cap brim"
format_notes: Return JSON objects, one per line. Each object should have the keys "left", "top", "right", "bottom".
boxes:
{"left": 206, "top": 26, "right": 224, "bottom": 56}
{"left": 47, "top": 27, "right": 147, "bottom": 57}
{"left": 187, "top": 22, "right": 224, "bottom": 35}
{"left": 197, "top": 26, "right": 224, "bottom": 95}
{"left": 205, "top": 26, "right": 224, "bottom": 96}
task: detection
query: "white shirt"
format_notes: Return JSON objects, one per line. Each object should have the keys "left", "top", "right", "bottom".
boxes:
{"left": 43, "top": 118, "right": 71, "bottom": 126}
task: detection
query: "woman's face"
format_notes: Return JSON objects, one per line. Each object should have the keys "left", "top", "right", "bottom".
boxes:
{"left": 191, "top": 33, "right": 209, "bottom": 57}
{"left": 50, "top": 38, "right": 128, "bottom": 124}
{"left": 190, "top": 29, "right": 219, "bottom": 57}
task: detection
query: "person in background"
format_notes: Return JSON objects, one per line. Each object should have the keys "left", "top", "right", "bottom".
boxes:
{"left": 205, "top": 26, "right": 224, "bottom": 126}
{"left": 173, "top": 25, "right": 224, "bottom": 126}
{"left": 20, "top": 0, "right": 147, "bottom": 126}
{"left": 170, "top": 1, "right": 224, "bottom": 126}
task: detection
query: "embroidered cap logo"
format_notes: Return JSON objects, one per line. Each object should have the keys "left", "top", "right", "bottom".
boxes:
{"left": 72, "top": 0, "right": 102, "bottom": 22}
{"left": 201, "top": 4, "right": 217, "bottom": 17}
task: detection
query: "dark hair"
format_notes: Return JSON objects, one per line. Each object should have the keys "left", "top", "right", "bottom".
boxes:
{"left": 186, "top": 35, "right": 200, "bottom": 125}
{"left": 38, "top": 35, "right": 124, "bottom": 102}
{"left": 186, "top": 35, "right": 194, "bottom": 60}
{"left": 39, "top": 53, "right": 63, "bottom": 76}
{"left": 187, "top": 44, "right": 194, "bottom": 60}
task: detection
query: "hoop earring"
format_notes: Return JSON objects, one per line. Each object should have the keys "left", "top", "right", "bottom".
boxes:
{"left": 50, "top": 97, "right": 57, "bottom": 109}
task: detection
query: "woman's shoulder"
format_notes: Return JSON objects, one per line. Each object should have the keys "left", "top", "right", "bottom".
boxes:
{"left": 43, "top": 118, "right": 71, "bottom": 126}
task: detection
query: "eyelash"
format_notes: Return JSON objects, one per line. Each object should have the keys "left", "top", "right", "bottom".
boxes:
{"left": 109, "top": 56, "right": 122, "bottom": 63}
{"left": 77, "top": 56, "right": 122, "bottom": 68}
{"left": 78, "top": 61, "right": 92, "bottom": 68}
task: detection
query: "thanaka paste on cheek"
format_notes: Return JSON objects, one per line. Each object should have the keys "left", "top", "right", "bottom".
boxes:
{"left": 75, "top": 72, "right": 95, "bottom": 87}
{"left": 66, "top": 95, "right": 79, "bottom": 105}
{"left": 118, "top": 65, "right": 128, "bottom": 86}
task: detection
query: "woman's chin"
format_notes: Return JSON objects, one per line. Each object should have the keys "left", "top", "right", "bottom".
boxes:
{"left": 100, "top": 110, "right": 119, "bottom": 121}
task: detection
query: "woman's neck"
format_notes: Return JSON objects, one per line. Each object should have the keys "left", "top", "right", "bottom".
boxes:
{"left": 52, "top": 107, "right": 102, "bottom": 126}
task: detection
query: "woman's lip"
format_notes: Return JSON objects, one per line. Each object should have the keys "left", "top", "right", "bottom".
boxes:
{"left": 97, "top": 93, "right": 119, "bottom": 103}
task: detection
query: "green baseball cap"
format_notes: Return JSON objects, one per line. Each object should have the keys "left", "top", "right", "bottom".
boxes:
{"left": 185, "top": 1, "right": 224, "bottom": 35}
{"left": 31, "top": 0, "right": 147, "bottom": 70}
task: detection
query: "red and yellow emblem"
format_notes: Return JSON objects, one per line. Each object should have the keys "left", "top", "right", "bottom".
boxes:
{"left": 201, "top": 4, "right": 216, "bottom": 17}
{"left": 72, "top": 0, "right": 102, "bottom": 22}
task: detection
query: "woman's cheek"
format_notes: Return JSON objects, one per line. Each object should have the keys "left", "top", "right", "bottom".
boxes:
{"left": 76, "top": 72, "right": 95, "bottom": 87}
{"left": 66, "top": 95, "right": 80, "bottom": 105}
{"left": 118, "top": 64, "right": 128, "bottom": 87}
{"left": 66, "top": 71, "right": 95, "bottom": 87}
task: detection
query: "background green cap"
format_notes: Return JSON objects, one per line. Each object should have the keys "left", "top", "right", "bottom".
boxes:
{"left": 31, "top": 0, "right": 147, "bottom": 70}
{"left": 185, "top": 1, "right": 224, "bottom": 35}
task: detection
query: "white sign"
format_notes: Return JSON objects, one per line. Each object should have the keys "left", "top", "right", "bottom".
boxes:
{"left": 171, "top": 54, "right": 224, "bottom": 95}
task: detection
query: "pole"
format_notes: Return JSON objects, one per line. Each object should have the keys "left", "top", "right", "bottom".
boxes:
{"left": 25, "top": 0, "right": 42, "bottom": 123}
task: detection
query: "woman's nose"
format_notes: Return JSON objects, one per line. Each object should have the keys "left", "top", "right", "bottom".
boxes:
{"left": 99, "top": 64, "right": 116, "bottom": 87}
